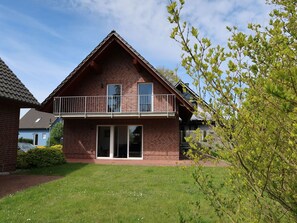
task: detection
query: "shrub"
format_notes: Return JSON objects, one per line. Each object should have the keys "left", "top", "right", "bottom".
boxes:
{"left": 16, "top": 150, "right": 29, "bottom": 169}
{"left": 36, "top": 146, "right": 46, "bottom": 149}
{"left": 16, "top": 147, "right": 66, "bottom": 169}
{"left": 18, "top": 137, "right": 33, "bottom": 144}
{"left": 48, "top": 122, "right": 63, "bottom": 146}
{"left": 49, "top": 144, "right": 63, "bottom": 150}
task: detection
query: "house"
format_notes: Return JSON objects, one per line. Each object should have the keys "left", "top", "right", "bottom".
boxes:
{"left": 40, "top": 31, "right": 194, "bottom": 160}
{"left": 19, "top": 109, "right": 60, "bottom": 146}
{"left": 175, "top": 80, "right": 215, "bottom": 153}
{"left": 0, "top": 57, "right": 39, "bottom": 172}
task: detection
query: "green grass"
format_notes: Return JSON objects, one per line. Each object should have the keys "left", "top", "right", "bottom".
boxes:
{"left": 0, "top": 163, "right": 228, "bottom": 223}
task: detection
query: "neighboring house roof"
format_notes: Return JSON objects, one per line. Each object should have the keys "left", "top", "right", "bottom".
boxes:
{"left": 19, "top": 109, "right": 58, "bottom": 129}
{"left": 0, "top": 57, "right": 39, "bottom": 107}
{"left": 175, "top": 80, "right": 213, "bottom": 120}
{"left": 40, "top": 30, "right": 194, "bottom": 114}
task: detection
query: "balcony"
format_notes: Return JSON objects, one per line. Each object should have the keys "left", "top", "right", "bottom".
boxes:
{"left": 53, "top": 94, "right": 176, "bottom": 118}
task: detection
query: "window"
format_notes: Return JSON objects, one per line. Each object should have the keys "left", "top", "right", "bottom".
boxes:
{"left": 138, "top": 83, "right": 153, "bottom": 112}
{"left": 107, "top": 84, "right": 121, "bottom": 112}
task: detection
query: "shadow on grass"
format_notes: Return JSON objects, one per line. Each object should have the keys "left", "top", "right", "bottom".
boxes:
{"left": 15, "top": 163, "right": 90, "bottom": 177}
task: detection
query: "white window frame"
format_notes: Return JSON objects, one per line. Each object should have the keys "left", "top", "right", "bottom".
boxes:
{"left": 138, "top": 82, "right": 153, "bottom": 112}
{"left": 96, "top": 125, "right": 143, "bottom": 160}
{"left": 106, "top": 84, "right": 122, "bottom": 113}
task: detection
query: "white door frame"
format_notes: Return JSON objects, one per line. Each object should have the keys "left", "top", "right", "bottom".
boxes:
{"left": 138, "top": 83, "right": 153, "bottom": 112}
{"left": 96, "top": 125, "right": 143, "bottom": 160}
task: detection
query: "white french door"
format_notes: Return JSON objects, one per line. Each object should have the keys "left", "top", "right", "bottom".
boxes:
{"left": 97, "top": 125, "right": 142, "bottom": 159}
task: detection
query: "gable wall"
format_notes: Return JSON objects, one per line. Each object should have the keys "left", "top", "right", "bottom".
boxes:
{"left": 66, "top": 44, "right": 170, "bottom": 97}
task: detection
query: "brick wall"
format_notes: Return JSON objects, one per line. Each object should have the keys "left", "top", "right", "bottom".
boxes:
{"left": 60, "top": 43, "right": 181, "bottom": 160}
{"left": 71, "top": 44, "right": 170, "bottom": 96}
{"left": 63, "top": 117, "right": 180, "bottom": 160}
{"left": 0, "top": 100, "right": 20, "bottom": 172}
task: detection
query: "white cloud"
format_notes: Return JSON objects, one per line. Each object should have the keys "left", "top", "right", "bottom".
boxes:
{"left": 1, "top": 0, "right": 276, "bottom": 117}
{"left": 56, "top": 0, "right": 274, "bottom": 65}
{"left": 55, "top": 0, "right": 181, "bottom": 63}
{"left": 181, "top": 0, "right": 273, "bottom": 44}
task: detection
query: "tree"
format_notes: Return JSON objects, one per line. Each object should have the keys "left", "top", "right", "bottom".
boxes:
{"left": 157, "top": 66, "right": 179, "bottom": 84}
{"left": 48, "top": 122, "right": 63, "bottom": 146}
{"left": 168, "top": 0, "right": 297, "bottom": 222}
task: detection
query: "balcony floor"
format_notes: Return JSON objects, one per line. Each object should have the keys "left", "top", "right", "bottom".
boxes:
{"left": 54, "top": 112, "right": 176, "bottom": 118}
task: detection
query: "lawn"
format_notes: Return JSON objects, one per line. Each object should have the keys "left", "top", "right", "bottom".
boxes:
{"left": 0, "top": 163, "right": 228, "bottom": 223}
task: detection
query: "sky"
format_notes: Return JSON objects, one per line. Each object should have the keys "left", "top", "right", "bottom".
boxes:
{"left": 0, "top": 0, "right": 274, "bottom": 117}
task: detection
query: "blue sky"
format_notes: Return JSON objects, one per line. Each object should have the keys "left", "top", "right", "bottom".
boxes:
{"left": 0, "top": 0, "right": 273, "bottom": 117}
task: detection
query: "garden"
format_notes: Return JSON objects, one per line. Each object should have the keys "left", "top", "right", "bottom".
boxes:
{"left": 0, "top": 163, "right": 227, "bottom": 222}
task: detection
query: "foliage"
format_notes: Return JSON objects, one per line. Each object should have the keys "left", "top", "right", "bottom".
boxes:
{"left": 16, "top": 150, "right": 29, "bottom": 169}
{"left": 16, "top": 147, "right": 65, "bottom": 169}
{"left": 157, "top": 66, "right": 179, "bottom": 84}
{"left": 36, "top": 146, "right": 46, "bottom": 149}
{"left": 0, "top": 164, "right": 228, "bottom": 222}
{"left": 48, "top": 122, "right": 63, "bottom": 146}
{"left": 49, "top": 144, "right": 63, "bottom": 150}
{"left": 168, "top": 0, "right": 297, "bottom": 222}
{"left": 18, "top": 137, "right": 33, "bottom": 144}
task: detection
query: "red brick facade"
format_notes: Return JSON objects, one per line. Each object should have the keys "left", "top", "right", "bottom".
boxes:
{"left": 65, "top": 45, "right": 171, "bottom": 97}
{"left": 63, "top": 118, "right": 180, "bottom": 160}
{"left": 0, "top": 100, "right": 20, "bottom": 172}
{"left": 60, "top": 44, "right": 181, "bottom": 160}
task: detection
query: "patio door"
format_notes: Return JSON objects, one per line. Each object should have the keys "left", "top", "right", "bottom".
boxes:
{"left": 114, "top": 126, "right": 128, "bottom": 158}
{"left": 97, "top": 125, "right": 142, "bottom": 159}
{"left": 97, "top": 126, "right": 111, "bottom": 157}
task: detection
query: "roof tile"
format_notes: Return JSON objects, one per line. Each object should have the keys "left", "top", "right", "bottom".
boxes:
{"left": 0, "top": 57, "right": 39, "bottom": 107}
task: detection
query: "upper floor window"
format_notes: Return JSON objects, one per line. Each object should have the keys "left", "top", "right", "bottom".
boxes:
{"left": 138, "top": 83, "right": 153, "bottom": 112}
{"left": 107, "top": 84, "right": 121, "bottom": 112}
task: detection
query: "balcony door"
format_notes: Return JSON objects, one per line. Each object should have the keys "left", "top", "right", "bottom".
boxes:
{"left": 138, "top": 83, "right": 153, "bottom": 112}
{"left": 107, "top": 84, "right": 121, "bottom": 112}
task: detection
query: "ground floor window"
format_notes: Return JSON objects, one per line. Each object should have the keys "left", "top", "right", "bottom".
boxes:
{"left": 97, "top": 125, "right": 142, "bottom": 159}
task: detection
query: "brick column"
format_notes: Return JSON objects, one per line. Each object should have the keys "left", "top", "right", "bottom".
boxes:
{"left": 0, "top": 101, "right": 20, "bottom": 172}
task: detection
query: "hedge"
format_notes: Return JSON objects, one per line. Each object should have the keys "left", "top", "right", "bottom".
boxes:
{"left": 17, "top": 146, "right": 66, "bottom": 169}
{"left": 18, "top": 137, "right": 33, "bottom": 144}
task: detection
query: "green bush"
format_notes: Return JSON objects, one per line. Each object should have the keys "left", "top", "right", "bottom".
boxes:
{"left": 16, "top": 147, "right": 66, "bottom": 169}
{"left": 18, "top": 137, "right": 33, "bottom": 144}
{"left": 49, "top": 144, "right": 63, "bottom": 150}
{"left": 16, "top": 150, "right": 29, "bottom": 169}
{"left": 48, "top": 122, "right": 63, "bottom": 146}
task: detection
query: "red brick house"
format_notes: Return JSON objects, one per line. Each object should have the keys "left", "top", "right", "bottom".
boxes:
{"left": 41, "top": 31, "right": 194, "bottom": 160}
{"left": 0, "top": 57, "right": 39, "bottom": 172}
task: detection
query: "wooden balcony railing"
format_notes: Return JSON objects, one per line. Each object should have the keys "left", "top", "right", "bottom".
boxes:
{"left": 53, "top": 94, "right": 176, "bottom": 118}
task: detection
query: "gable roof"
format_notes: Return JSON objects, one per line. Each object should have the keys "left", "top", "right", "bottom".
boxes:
{"left": 19, "top": 109, "right": 58, "bottom": 129}
{"left": 40, "top": 30, "right": 193, "bottom": 113}
{"left": 175, "top": 80, "right": 213, "bottom": 120}
{"left": 0, "top": 57, "right": 39, "bottom": 107}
